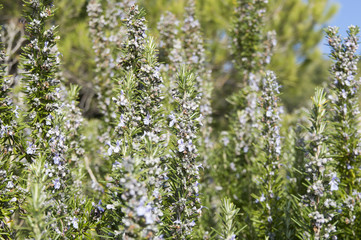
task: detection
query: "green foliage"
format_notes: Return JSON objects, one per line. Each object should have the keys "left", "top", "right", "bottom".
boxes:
{"left": 162, "top": 67, "right": 202, "bottom": 239}
{"left": 295, "top": 88, "right": 339, "bottom": 239}
{"left": 231, "top": 0, "right": 268, "bottom": 80}
{"left": 326, "top": 25, "right": 361, "bottom": 238}
{"left": 17, "top": 154, "right": 53, "bottom": 239}
{"left": 214, "top": 198, "right": 241, "bottom": 240}
{"left": 0, "top": 6, "right": 24, "bottom": 238}
{"left": 4, "top": 0, "right": 361, "bottom": 239}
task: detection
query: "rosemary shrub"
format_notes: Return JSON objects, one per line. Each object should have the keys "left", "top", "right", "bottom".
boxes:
{"left": 2, "top": 1, "right": 361, "bottom": 239}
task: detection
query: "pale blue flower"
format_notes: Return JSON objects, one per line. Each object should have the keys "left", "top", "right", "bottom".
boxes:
{"left": 26, "top": 142, "right": 36, "bottom": 155}
{"left": 144, "top": 113, "right": 151, "bottom": 125}
{"left": 106, "top": 140, "right": 121, "bottom": 156}
{"left": 53, "top": 153, "right": 61, "bottom": 165}
{"left": 71, "top": 217, "right": 79, "bottom": 229}
{"left": 53, "top": 178, "right": 60, "bottom": 189}
{"left": 330, "top": 173, "right": 339, "bottom": 191}
{"left": 260, "top": 194, "right": 266, "bottom": 202}
{"left": 178, "top": 139, "right": 185, "bottom": 152}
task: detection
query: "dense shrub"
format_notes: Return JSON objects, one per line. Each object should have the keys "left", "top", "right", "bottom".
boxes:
{"left": 1, "top": 0, "right": 361, "bottom": 239}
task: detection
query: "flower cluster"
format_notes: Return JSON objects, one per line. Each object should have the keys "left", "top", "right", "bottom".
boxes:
{"left": 327, "top": 26, "right": 361, "bottom": 186}
{"left": 260, "top": 71, "right": 281, "bottom": 160}
{"left": 18, "top": 1, "right": 96, "bottom": 238}
{"left": 111, "top": 157, "right": 163, "bottom": 239}
{"left": 22, "top": 0, "right": 72, "bottom": 186}
{"left": 19, "top": 3, "right": 66, "bottom": 237}
{"left": 110, "top": 5, "right": 165, "bottom": 151}
{"left": 254, "top": 71, "right": 284, "bottom": 239}
{"left": 0, "top": 31, "right": 20, "bottom": 156}
{"left": 157, "top": 11, "right": 184, "bottom": 104}
{"left": 214, "top": 5, "right": 276, "bottom": 236}
{"left": 163, "top": 67, "right": 202, "bottom": 238}
{"left": 228, "top": 0, "right": 276, "bottom": 157}
{"left": 326, "top": 25, "right": 361, "bottom": 237}
{"left": 298, "top": 88, "right": 338, "bottom": 239}
{"left": 105, "top": 4, "right": 166, "bottom": 238}
{"left": 182, "top": 0, "right": 205, "bottom": 74}
{"left": 0, "top": 24, "right": 22, "bottom": 237}
{"left": 87, "top": 0, "right": 136, "bottom": 168}
{"left": 87, "top": 0, "right": 134, "bottom": 121}
{"left": 111, "top": 5, "right": 165, "bottom": 152}
{"left": 158, "top": 2, "right": 213, "bottom": 166}
{"left": 5, "top": 0, "right": 361, "bottom": 239}
{"left": 56, "top": 84, "right": 87, "bottom": 191}
{"left": 231, "top": 0, "right": 269, "bottom": 79}
{"left": 22, "top": 0, "right": 61, "bottom": 136}
{"left": 157, "top": 11, "right": 181, "bottom": 67}
{"left": 182, "top": 0, "right": 214, "bottom": 162}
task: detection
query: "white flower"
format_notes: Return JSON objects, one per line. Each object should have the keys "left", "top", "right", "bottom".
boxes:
{"left": 259, "top": 194, "right": 266, "bottom": 202}
{"left": 6, "top": 181, "right": 14, "bottom": 189}
{"left": 228, "top": 234, "right": 236, "bottom": 240}
{"left": 106, "top": 204, "right": 115, "bottom": 210}
{"left": 71, "top": 217, "right": 79, "bottom": 229}
{"left": 153, "top": 189, "right": 160, "bottom": 198}
{"left": 229, "top": 162, "right": 236, "bottom": 171}
{"left": 169, "top": 114, "right": 177, "bottom": 127}
{"left": 243, "top": 146, "right": 249, "bottom": 153}
{"left": 187, "top": 140, "right": 193, "bottom": 152}
{"left": 266, "top": 107, "right": 272, "bottom": 117}
{"left": 45, "top": 114, "right": 53, "bottom": 125}
{"left": 53, "top": 154, "right": 61, "bottom": 165}
{"left": 118, "top": 114, "right": 125, "bottom": 128}
{"left": 222, "top": 136, "right": 230, "bottom": 146}
{"left": 119, "top": 90, "right": 127, "bottom": 105}
{"left": 106, "top": 140, "right": 121, "bottom": 156}
{"left": 53, "top": 178, "right": 61, "bottom": 189}
{"left": 195, "top": 114, "right": 203, "bottom": 126}
{"left": 178, "top": 139, "right": 185, "bottom": 152}
{"left": 144, "top": 113, "right": 151, "bottom": 125}
{"left": 137, "top": 205, "right": 146, "bottom": 216}
{"left": 26, "top": 142, "right": 36, "bottom": 155}
{"left": 13, "top": 106, "right": 19, "bottom": 119}
{"left": 42, "top": 41, "right": 49, "bottom": 52}
{"left": 330, "top": 173, "right": 339, "bottom": 191}
{"left": 190, "top": 55, "right": 199, "bottom": 63}
{"left": 341, "top": 89, "right": 347, "bottom": 99}
{"left": 144, "top": 213, "right": 155, "bottom": 224}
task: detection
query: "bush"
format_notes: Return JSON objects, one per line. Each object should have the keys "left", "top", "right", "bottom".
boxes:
{"left": 1, "top": 0, "right": 361, "bottom": 239}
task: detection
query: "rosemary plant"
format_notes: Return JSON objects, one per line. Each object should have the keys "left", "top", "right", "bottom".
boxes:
{"left": 0, "top": 14, "right": 23, "bottom": 238}
{"left": 20, "top": 1, "right": 95, "bottom": 238}
{"left": 217, "top": 2, "right": 276, "bottom": 237}
{"left": 297, "top": 88, "right": 338, "bottom": 239}
{"left": 253, "top": 71, "right": 284, "bottom": 239}
{"left": 163, "top": 67, "right": 202, "bottom": 239}
{"left": 3, "top": 0, "right": 361, "bottom": 239}
{"left": 215, "top": 198, "right": 240, "bottom": 240}
{"left": 326, "top": 25, "right": 361, "bottom": 238}
{"left": 104, "top": 5, "right": 166, "bottom": 238}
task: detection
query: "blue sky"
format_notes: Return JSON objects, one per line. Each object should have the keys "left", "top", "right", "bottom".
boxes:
{"left": 320, "top": 0, "right": 361, "bottom": 54}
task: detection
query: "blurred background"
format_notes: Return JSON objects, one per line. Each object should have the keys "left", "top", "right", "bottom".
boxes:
{"left": 0, "top": 0, "right": 359, "bottom": 125}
